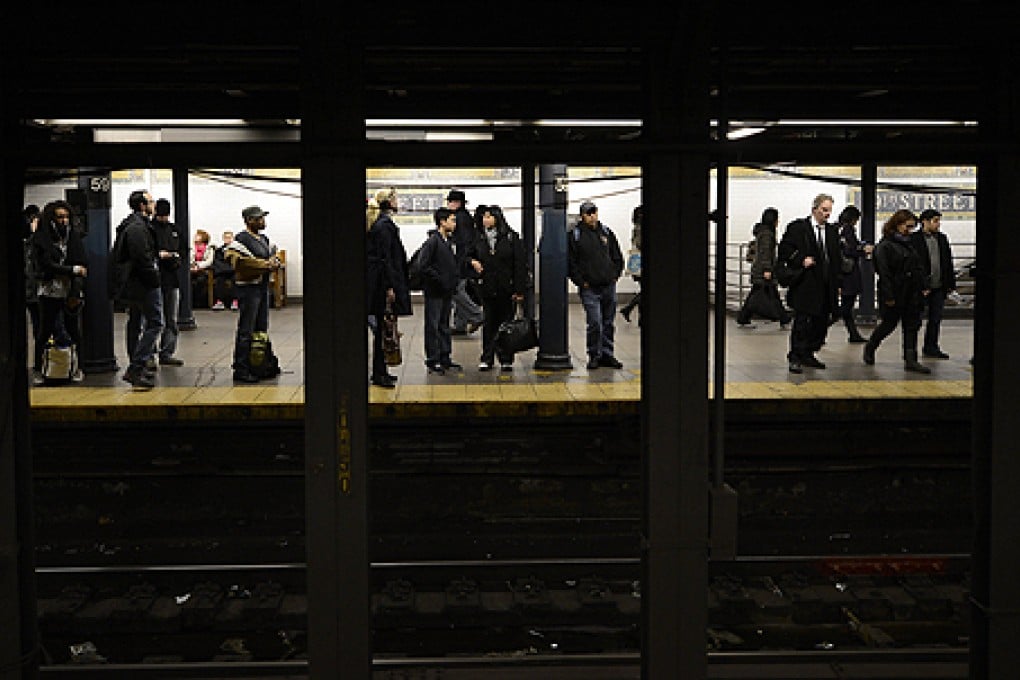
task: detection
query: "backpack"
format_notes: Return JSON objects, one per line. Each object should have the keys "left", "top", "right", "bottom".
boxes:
{"left": 745, "top": 238, "right": 757, "bottom": 263}
{"left": 248, "top": 331, "right": 281, "bottom": 380}
{"left": 107, "top": 228, "right": 130, "bottom": 301}
{"left": 407, "top": 240, "right": 427, "bottom": 292}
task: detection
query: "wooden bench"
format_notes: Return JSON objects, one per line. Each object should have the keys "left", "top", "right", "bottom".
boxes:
{"left": 199, "top": 249, "right": 287, "bottom": 309}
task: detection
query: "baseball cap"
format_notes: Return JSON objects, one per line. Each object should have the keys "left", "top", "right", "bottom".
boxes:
{"left": 242, "top": 205, "right": 269, "bottom": 220}
{"left": 579, "top": 201, "right": 597, "bottom": 215}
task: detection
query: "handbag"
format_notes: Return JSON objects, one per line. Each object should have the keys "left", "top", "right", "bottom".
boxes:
{"left": 496, "top": 301, "right": 539, "bottom": 355}
{"left": 626, "top": 249, "right": 642, "bottom": 277}
{"left": 42, "top": 337, "right": 77, "bottom": 382}
{"left": 382, "top": 308, "right": 402, "bottom": 366}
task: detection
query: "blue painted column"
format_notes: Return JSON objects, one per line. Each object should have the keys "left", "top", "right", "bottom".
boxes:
{"left": 77, "top": 170, "right": 118, "bottom": 374}
{"left": 533, "top": 163, "right": 572, "bottom": 370}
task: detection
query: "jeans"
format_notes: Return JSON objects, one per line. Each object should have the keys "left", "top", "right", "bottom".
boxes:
{"left": 452, "top": 279, "right": 482, "bottom": 330}
{"left": 579, "top": 283, "right": 617, "bottom": 359}
{"left": 126, "top": 287, "right": 164, "bottom": 371}
{"left": 233, "top": 282, "right": 269, "bottom": 372}
{"left": 922, "top": 287, "right": 946, "bottom": 353}
{"left": 159, "top": 287, "right": 180, "bottom": 359}
{"left": 424, "top": 293, "right": 453, "bottom": 366}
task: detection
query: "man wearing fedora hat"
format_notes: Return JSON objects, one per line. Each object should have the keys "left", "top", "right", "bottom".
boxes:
{"left": 446, "top": 189, "right": 483, "bottom": 335}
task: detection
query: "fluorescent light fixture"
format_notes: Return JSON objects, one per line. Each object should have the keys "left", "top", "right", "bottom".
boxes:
{"left": 726, "top": 127, "right": 766, "bottom": 140}
{"left": 532, "top": 119, "right": 642, "bottom": 127}
{"left": 424, "top": 131, "right": 494, "bottom": 141}
{"left": 366, "top": 119, "right": 488, "bottom": 127}
{"left": 35, "top": 119, "right": 249, "bottom": 126}
{"left": 774, "top": 119, "right": 977, "bottom": 127}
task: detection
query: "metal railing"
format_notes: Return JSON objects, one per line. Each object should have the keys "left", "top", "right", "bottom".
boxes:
{"left": 710, "top": 241, "right": 976, "bottom": 312}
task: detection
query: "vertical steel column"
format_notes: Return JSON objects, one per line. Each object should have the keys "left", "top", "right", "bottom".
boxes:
{"left": 971, "top": 41, "right": 1020, "bottom": 680}
{"left": 1, "top": 53, "right": 39, "bottom": 679}
{"left": 77, "top": 170, "right": 119, "bottom": 373}
{"left": 520, "top": 164, "right": 537, "bottom": 319}
{"left": 301, "top": 7, "right": 370, "bottom": 679}
{"left": 173, "top": 167, "right": 196, "bottom": 331}
{"left": 534, "top": 164, "right": 572, "bottom": 370}
{"left": 857, "top": 164, "right": 877, "bottom": 323}
{"left": 641, "top": 7, "right": 710, "bottom": 679}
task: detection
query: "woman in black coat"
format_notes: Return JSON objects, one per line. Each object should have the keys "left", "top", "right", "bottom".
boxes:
{"left": 736, "top": 207, "right": 791, "bottom": 327}
{"left": 863, "top": 209, "right": 930, "bottom": 373}
{"left": 464, "top": 205, "right": 529, "bottom": 371}
{"left": 366, "top": 187, "right": 412, "bottom": 388}
{"left": 32, "top": 200, "right": 88, "bottom": 383}
{"left": 836, "top": 205, "right": 872, "bottom": 343}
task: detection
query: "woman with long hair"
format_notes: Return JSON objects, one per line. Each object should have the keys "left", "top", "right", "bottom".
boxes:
{"left": 835, "top": 205, "right": 872, "bottom": 342}
{"left": 736, "top": 206, "right": 791, "bottom": 328}
{"left": 863, "top": 209, "right": 930, "bottom": 373}
{"left": 366, "top": 187, "right": 411, "bottom": 388}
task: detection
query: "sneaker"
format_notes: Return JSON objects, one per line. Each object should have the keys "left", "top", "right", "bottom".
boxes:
{"left": 586, "top": 356, "right": 600, "bottom": 370}
{"left": 31, "top": 370, "right": 45, "bottom": 387}
{"left": 212, "top": 300, "right": 225, "bottom": 310}
{"left": 500, "top": 363, "right": 513, "bottom": 372}
{"left": 231, "top": 299, "right": 239, "bottom": 311}
{"left": 428, "top": 362, "right": 445, "bottom": 375}
{"left": 71, "top": 368, "right": 85, "bottom": 383}
{"left": 443, "top": 361, "right": 463, "bottom": 370}
{"left": 478, "top": 361, "right": 492, "bottom": 371}
{"left": 159, "top": 356, "right": 184, "bottom": 366}
{"left": 598, "top": 355, "right": 624, "bottom": 369}
{"left": 123, "top": 368, "right": 155, "bottom": 390}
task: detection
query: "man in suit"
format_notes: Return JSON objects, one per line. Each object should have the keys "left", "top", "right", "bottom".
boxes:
{"left": 777, "top": 193, "right": 841, "bottom": 374}
{"left": 911, "top": 208, "right": 957, "bottom": 359}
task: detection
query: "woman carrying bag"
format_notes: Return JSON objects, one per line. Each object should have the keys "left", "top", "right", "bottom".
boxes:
{"left": 366, "top": 187, "right": 412, "bottom": 388}
{"left": 736, "top": 207, "right": 791, "bottom": 328}
{"left": 465, "top": 205, "right": 529, "bottom": 372}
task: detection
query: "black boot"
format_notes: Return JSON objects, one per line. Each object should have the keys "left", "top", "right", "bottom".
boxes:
{"left": 904, "top": 349, "right": 931, "bottom": 374}
{"left": 846, "top": 318, "right": 866, "bottom": 343}
{"left": 863, "top": 340, "right": 877, "bottom": 365}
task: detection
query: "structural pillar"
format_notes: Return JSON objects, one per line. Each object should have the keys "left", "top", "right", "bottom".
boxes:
{"left": 533, "top": 163, "right": 572, "bottom": 370}
{"left": 173, "top": 167, "right": 196, "bottom": 330}
{"left": 857, "top": 163, "right": 877, "bottom": 323}
{"left": 78, "top": 169, "right": 118, "bottom": 374}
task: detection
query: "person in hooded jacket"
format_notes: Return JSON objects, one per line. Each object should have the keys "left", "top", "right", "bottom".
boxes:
{"left": 366, "top": 187, "right": 412, "bottom": 388}
{"left": 31, "top": 200, "right": 87, "bottom": 385}
{"left": 736, "top": 207, "right": 791, "bottom": 328}
{"left": 862, "top": 209, "right": 931, "bottom": 373}
{"left": 464, "top": 205, "right": 529, "bottom": 371}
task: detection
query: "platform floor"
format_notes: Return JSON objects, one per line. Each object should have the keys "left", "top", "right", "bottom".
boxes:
{"left": 28, "top": 301, "right": 974, "bottom": 421}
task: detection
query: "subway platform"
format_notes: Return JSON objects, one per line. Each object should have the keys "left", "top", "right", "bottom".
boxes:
{"left": 28, "top": 302, "right": 974, "bottom": 423}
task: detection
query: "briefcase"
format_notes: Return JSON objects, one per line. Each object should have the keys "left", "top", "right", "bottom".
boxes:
{"left": 496, "top": 302, "right": 538, "bottom": 355}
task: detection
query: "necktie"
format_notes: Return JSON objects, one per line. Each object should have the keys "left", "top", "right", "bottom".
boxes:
{"left": 816, "top": 225, "right": 825, "bottom": 259}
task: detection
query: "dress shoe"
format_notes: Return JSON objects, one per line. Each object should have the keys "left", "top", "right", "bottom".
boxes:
{"left": 370, "top": 374, "right": 396, "bottom": 388}
{"left": 598, "top": 355, "right": 624, "bottom": 369}
{"left": 443, "top": 361, "right": 463, "bottom": 370}
{"left": 159, "top": 356, "right": 184, "bottom": 366}
{"left": 863, "top": 343, "right": 876, "bottom": 365}
{"left": 801, "top": 355, "right": 826, "bottom": 369}
{"left": 923, "top": 349, "right": 950, "bottom": 359}
{"left": 386, "top": 372, "right": 398, "bottom": 381}
{"left": 620, "top": 308, "right": 632, "bottom": 323}
{"left": 736, "top": 320, "right": 755, "bottom": 329}
{"left": 788, "top": 360, "right": 803, "bottom": 374}
{"left": 233, "top": 370, "right": 260, "bottom": 383}
{"left": 586, "top": 356, "right": 600, "bottom": 370}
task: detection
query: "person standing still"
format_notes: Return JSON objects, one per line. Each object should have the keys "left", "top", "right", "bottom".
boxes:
{"left": 366, "top": 187, "right": 412, "bottom": 388}
{"left": 115, "top": 190, "right": 163, "bottom": 390}
{"left": 911, "top": 208, "right": 956, "bottom": 359}
{"left": 568, "top": 201, "right": 625, "bottom": 370}
{"left": 152, "top": 199, "right": 184, "bottom": 366}
{"left": 777, "top": 193, "right": 840, "bottom": 374}
{"left": 224, "top": 206, "right": 282, "bottom": 383}
{"left": 446, "top": 189, "right": 483, "bottom": 335}
{"left": 420, "top": 207, "right": 462, "bottom": 374}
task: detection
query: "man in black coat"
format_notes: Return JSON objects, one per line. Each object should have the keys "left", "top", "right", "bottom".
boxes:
{"left": 152, "top": 199, "right": 184, "bottom": 366}
{"left": 420, "top": 207, "right": 463, "bottom": 374}
{"left": 446, "top": 189, "right": 483, "bottom": 335}
{"left": 777, "top": 193, "right": 841, "bottom": 374}
{"left": 114, "top": 190, "right": 163, "bottom": 390}
{"left": 910, "top": 208, "right": 957, "bottom": 359}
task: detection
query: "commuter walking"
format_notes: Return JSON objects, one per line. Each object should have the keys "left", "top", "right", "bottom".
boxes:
{"left": 420, "top": 207, "right": 462, "bottom": 374}
{"left": 463, "top": 205, "right": 528, "bottom": 371}
{"left": 568, "top": 201, "right": 625, "bottom": 370}
{"left": 31, "top": 200, "right": 87, "bottom": 385}
{"left": 777, "top": 193, "right": 840, "bottom": 374}
{"left": 114, "top": 190, "right": 163, "bottom": 390}
{"left": 224, "top": 206, "right": 283, "bottom": 383}
{"left": 863, "top": 209, "right": 931, "bottom": 373}
{"left": 736, "top": 207, "right": 791, "bottom": 328}
{"left": 619, "top": 205, "right": 643, "bottom": 325}
{"left": 366, "top": 187, "right": 412, "bottom": 388}
{"left": 152, "top": 199, "right": 184, "bottom": 366}
{"left": 911, "top": 208, "right": 956, "bottom": 359}
{"left": 836, "top": 205, "right": 873, "bottom": 343}
{"left": 446, "top": 189, "right": 483, "bottom": 335}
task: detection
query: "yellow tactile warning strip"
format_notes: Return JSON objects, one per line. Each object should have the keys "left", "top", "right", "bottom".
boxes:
{"left": 28, "top": 379, "right": 973, "bottom": 423}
